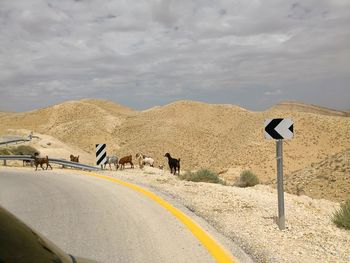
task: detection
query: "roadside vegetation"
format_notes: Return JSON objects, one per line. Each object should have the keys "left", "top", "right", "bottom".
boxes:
{"left": 332, "top": 199, "right": 350, "bottom": 230}
{"left": 235, "top": 170, "right": 259, "bottom": 187}
{"left": 0, "top": 145, "right": 37, "bottom": 156}
{"left": 179, "top": 169, "right": 226, "bottom": 185}
{"left": 0, "top": 148, "right": 12, "bottom": 155}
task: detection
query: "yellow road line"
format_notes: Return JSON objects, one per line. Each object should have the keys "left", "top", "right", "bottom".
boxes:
{"left": 80, "top": 171, "right": 236, "bottom": 263}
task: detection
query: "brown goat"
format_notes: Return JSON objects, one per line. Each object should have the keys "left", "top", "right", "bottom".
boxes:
{"left": 70, "top": 154, "right": 79, "bottom": 163}
{"left": 118, "top": 155, "right": 134, "bottom": 170}
{"left": 33, "top": 155, "right": 52, "bottom": 171}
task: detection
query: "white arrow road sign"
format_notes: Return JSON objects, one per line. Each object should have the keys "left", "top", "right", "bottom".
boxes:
{"left": 264, "top": 118, "right": 294, "bottom": 140}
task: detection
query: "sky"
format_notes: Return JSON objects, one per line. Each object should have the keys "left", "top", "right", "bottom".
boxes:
{"left": 0, "top": 0, "right": 349, "bottom": 112}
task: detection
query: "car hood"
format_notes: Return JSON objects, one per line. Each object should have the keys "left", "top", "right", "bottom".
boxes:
{"left": 74, "top": 256, "right": 99, "bottom": 263}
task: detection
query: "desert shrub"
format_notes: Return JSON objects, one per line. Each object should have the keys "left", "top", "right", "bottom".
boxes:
{"left": 332, "top": 199, "right": 350, "bottom": 230}
{"left": 10, "top": 145, "right": 38, "bottom": 155}
{"left": 0, "top": 148, "right": 12, "bottom": 155}
{"left": 235, "top": 170, "right": 259, "bottom": 187}
{"left": 0, "top": 145, "right": 37, "bottom": 156}
{"left": 179, "top": 169, "right": 225, "bottom": 184}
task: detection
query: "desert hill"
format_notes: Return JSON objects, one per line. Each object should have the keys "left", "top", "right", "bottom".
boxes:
{"left": 269, "top": 101, "right": 349, "bottom": 117}
{"left": 0, "top": 99, "right": 136, "bottom": 154}
{"left": 0, "top": 112, "right": 16, "bottom": 118}
{"left": 284, "top": 148, "right": 350, "bottom": 202}
{"left": 79, "top": 98, "right": 134, "bottom": 115}
{"left": 1, "top": 99, "right": 349, "bottom": 185}
{"left": 114, "top": 100, "right": 350, "bottom": 182}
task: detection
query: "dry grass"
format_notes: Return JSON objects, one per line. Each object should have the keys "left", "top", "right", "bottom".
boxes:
{"left": 179, "top": 169, "right": 226, "bottom": 185}
{"left": 332, "top": 199, "right": 350, "bottom": 230}
{"left": 235, "top": 170, "right": 259, "bottom": 187}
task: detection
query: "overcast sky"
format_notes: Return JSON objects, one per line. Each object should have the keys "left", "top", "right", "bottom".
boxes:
{"left": 0, "top": 0, "right": 349, "bottom": 112}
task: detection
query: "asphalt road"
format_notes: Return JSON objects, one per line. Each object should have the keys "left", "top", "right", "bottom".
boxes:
{"left": 0, "top": 168, "right": 227, "bottom": 263}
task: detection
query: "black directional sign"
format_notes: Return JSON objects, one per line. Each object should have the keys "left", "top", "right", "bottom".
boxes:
{"left": 96, "top": 144, "right": 107, "bottom": 165}
{"left": 264, "top": 118, "right": 293, "bottom": 140}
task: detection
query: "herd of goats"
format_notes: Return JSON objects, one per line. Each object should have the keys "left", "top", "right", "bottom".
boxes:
{"left": 27, "top": 152, "right": 181, "bottom": 175}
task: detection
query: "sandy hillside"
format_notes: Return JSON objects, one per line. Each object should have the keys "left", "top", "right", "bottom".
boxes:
{"left": 269, "top": 101, "right": 350, "bottom": 117}
{"left": 1, "top": 99, "right": 350, "bottom": 185}
{"left": 115, "top": 100, "right": 350, "bottom": 182}
{"left": 0, "top": 99, "right": 135, "bottom": 155}
{"left": 0, "top": 112, "right": 15, "bottom": 119}
{"left": 0, "top": 129, "right": 95, "bottom": 164}
{"left": 284, "top": 148, "right": 350, "bottom": 202}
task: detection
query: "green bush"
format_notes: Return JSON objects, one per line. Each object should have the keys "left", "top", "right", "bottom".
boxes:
{"left": 10, "top": 145, "right": 38, "bottom": 155}
{"left": 179, "top": 169, "right": 225, "bottom": 184}
{"left": 0, "top": 145, "right": 37, "bottom": 156}
{"left": 0, "top": 148, "right": 12, "bottom": 155}
{"left": 332, "top": 199, "right": 350, "bottom": 230}
{"left": 235, "top": 170, "right": 259, "bottom": 187}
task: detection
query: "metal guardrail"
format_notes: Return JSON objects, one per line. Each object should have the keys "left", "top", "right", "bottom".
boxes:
{"left": 49, "top": 158, "right": 101, "bottom": 171}
{"left": 0, "top": 135, "right": 40, "bottom": 146}
{"left": 0, "top": 155, "right": 100, "bottom": 171}
{"left": 0, "top": 139, "right": 31, "bottom": 146}
{"left": 0, "top": 155, "right": 32, "bottom": 161}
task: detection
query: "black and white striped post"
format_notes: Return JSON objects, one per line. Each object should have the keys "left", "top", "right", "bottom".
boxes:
{"left": 264, "top": 118, "right": 294, "bottom": 230}
{"left": 96, "top": 144, "right": 107, "bottom": 169}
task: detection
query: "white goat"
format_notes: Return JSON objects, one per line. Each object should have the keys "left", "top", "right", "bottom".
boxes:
{"left": 142, "top": 157, "right": 154, "bottom": 167}
{"left": 136, "top": 153, "right": 154, "bottom": 168}
{"left": 104, "top": 155, "right": 119, "bottom": 170}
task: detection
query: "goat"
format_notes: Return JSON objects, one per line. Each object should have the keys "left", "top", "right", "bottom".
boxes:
{"left": 164, "top": 153, "right": 180, "bottom": 175}
{"left": 70, "top": 154, "right": 79, "bottom": 163}
{"left": 32, "top": 153, "right": 52, "bottom": 171}
{"left": 104, "top": 155, "right": 119, "bottom": 170}
{"left": 23, "top": 159, "right": 34, "bottom": 167}
{"left": 118, "top": 155, "right": 134, "bottom": 170}
{"left": 136, "top": 153, "right": 154, "bottom": 168}
{"left": 135, "top": 153, "right": 145, "bottom": 168}
{"left": 142, "top": 157, "right": 154, "bottom": 167}
{"left": 19, "top": 152, "right": 33, "bottom": 167}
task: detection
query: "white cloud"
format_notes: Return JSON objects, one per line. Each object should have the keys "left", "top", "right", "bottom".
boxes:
{"left": 0, "top": 0, "right": 349, "bottom": 111}
{"left": 264, "top": 89, "right": 283, "bottom": 96}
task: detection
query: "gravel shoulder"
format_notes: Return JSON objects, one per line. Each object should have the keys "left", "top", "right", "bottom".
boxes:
{"left": 102, "top": 167, "right": 350, "bottom": 263}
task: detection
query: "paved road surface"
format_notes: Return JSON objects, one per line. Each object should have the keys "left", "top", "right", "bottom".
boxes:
{"left": 0, "top": 168, "right": 235, "bottom": 263}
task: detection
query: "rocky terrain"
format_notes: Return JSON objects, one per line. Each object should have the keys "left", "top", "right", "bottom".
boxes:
{"left": 284, "top": 149, "right": 350, "bottom": 202}
{"left": 100, "top": 167, "right": 350, "bottom": 263}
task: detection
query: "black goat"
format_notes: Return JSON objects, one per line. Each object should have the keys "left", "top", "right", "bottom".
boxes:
{"left": 164, "top": 153, "right": 180, "bottom": 175}
{"left": 19, "top": 152, "right": 33, "bottom": 167}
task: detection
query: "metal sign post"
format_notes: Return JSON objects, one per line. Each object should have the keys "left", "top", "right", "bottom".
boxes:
{"left": 276, "top": 139, "right": 285, "bottom": 230}
{"left": 265, "top": 118, "right": 293, "bottom": 230}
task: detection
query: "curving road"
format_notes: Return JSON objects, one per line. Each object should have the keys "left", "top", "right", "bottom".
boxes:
{"left": 0, "top": 168, "right": 242, "bottom": 263}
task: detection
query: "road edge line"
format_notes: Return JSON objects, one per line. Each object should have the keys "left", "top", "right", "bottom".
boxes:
{"left": 79, "top": 171, "right": 236, "bottom": 263}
